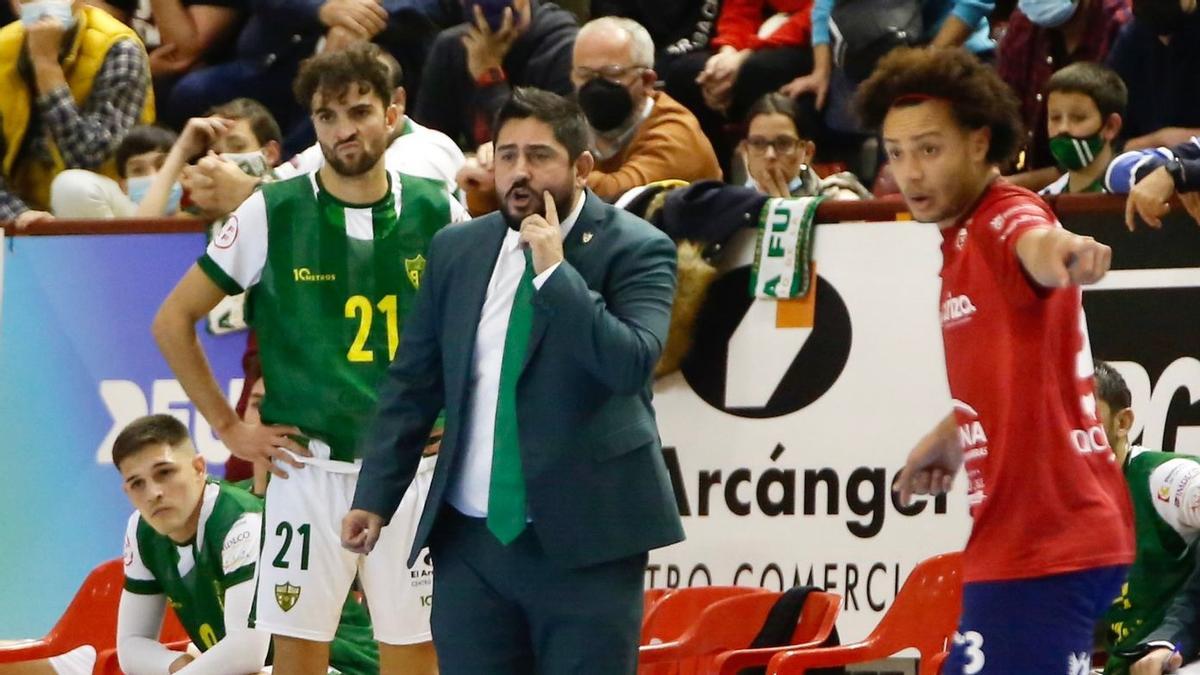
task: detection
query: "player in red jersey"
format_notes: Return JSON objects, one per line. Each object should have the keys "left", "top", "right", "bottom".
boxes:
{"left": 856, "top": 47, "right": 1135, "bottom": 674}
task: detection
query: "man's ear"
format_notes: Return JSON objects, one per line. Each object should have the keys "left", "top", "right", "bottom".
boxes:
{"left": 969, "top": 126, "right": 992, "bottom": 164}
{"left": 1115, "top": 407, "right": 1135, "bottom": 443}
{"left": 385, "top": 102, "right": 400, "bottom": 134}
{"left": 262, "top": 140, "right": 282, "bottom": 167}
{"left": 392, "top": 87, "right": 407, "bottom": 118}
{"left": 575, "top": 149, "right": 595, "bottom": 187}
{"left": 1102, "top": 112, "right": 1123, "bottom": 142}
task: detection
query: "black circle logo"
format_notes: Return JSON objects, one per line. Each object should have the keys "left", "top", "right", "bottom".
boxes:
{"left": 681, "top": 266, "right": 853, "bottom": 418}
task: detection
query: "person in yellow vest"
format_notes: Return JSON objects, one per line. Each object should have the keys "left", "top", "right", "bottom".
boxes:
{"left": 0, "top": 0, "right": 153, "bottom": 228}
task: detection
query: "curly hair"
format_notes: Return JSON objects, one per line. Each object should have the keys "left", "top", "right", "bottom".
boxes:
{"left": 293, "top": 43, "right": 392, "bottom": 111}
{"left": 855, "top": 47, "right": 1024, "bottom": 164}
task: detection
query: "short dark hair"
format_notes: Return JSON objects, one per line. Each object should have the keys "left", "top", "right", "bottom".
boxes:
{"left": 745, "top": 92, "right": 820, "bottom": 141}
{"left": 112, "top": 414, "right": 192, "bottom": 471}
{"left": 208, "top": 97, "right": 284, "bottom": 148}
{"left": 114, "top": 125, "right": 178, "bottom": 178}
{"left": 1093, "top": 360, "right": 1132, "bottom": 411}
{"left": 293, "top": 43, "right": 393, "bottom": 111}
{"left": 376, "top": 47, "right": 404, "bottom": 90}
{"left": 492, "top": 87, "right": 591, "bottom": 160}
{"left": 1046, "top": 62, "right": 1128, "bottom": 120}
{"left": 855, "top": 47, "right": 1024, "bottom": 165}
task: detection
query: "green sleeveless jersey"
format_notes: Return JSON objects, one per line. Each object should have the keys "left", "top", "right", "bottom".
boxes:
{"left": 198, "top": 171, "right": 467, "bottom": 462}
{"left": 1104, "top": 449, "right": 1200, "bottom": 674}
{"left": 123, "top": 481, "right": 379, "bottom": 674}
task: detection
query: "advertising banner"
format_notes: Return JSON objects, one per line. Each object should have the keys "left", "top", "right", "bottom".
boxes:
{"left": 0, "top": 233, "right": 245, "bottom": 637}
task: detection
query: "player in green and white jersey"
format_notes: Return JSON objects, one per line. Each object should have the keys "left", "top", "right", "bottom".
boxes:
{"left": 112, "top": 414, "right": 378, "bottom": 674}
{"left": 152, "top": 44, "right": 465, "bottom": 675}
{"left": 1093, "top": 361, "right": 1200, "bottom": 675}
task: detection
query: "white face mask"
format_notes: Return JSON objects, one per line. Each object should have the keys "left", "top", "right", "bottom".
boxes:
{"left": 220, "top": 150, "right": 270, "bottom": 177}
{"left": 20, "top": 0, "right": 76, "bottom": 29}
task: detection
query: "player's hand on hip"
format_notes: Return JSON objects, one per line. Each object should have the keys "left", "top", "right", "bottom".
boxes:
{"left": 341, "top": 509, "right": 384, "bottom": 554}
{"left": 520, "top": 190, "right": 564, "bottom": 274}
{"left": 1059, "top": 234, "right": 1111, "bottom": 286}
{"left": 895, "top": 413, "right": 962, "bottom": 507}
{"left": 1132, "top": 647, "right": 1182, "bottom": 674}
{"left": 218, "top": 420, "right": 311, "bottom": 479}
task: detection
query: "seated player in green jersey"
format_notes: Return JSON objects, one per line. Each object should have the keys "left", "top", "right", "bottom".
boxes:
{"left": 112, "top": 414, "right": 379, "bottom": 674}
{"left": 1093, "top": 361, "right": 1200, "bottom": 675}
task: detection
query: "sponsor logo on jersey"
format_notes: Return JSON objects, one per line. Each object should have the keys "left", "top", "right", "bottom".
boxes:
{"left": 405, "top": 255, "right": 426, "bottom": 289}
{"left": 214, "top": 216, "right": 239, "bottom": 249}
{"left": 292, "top": 267, "right": 337, "bottom": 283}
{"left": 941, "top": 293, "right": 977, "bottom": 326}
{"left": 275, "top": 582, "right": 301, "bottom": 612}
{"left": 1158, "top": 483, "right": 1172, "bottom": 502}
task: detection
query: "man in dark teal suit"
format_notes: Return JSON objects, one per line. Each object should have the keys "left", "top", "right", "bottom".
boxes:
{"left": 342, "top": 87, "right": 685, "bottom": 674}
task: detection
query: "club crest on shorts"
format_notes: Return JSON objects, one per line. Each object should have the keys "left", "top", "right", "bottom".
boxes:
{"left": 275, "top": 582, "right": 301, "bottom": 612}
{"left": 405, "top": 255, "right": 426, "bottom": 289}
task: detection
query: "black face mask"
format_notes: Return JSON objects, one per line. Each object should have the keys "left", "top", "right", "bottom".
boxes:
{"left": 577, "top": 78, "right": 634, "bottom": 133}
{"left": 1133, "top": 0, "right": 1187, "bottom": 35}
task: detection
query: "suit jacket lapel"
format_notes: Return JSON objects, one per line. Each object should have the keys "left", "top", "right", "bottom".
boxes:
{"left": 522, "top": 191, "right": 606, "bottom": 371}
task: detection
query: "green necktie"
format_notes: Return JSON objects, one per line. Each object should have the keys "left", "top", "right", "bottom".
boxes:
{"left": 487, "top": 251, "right": 534, "bottom": 545}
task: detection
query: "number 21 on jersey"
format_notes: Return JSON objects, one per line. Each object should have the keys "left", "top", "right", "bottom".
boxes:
{"left": 345, "top": 294, "right": 399, "bottom": 362}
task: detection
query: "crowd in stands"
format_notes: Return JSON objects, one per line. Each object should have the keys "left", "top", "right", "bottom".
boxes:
{"left": 3, "top": 0, "right": 1200, "bottom": 230}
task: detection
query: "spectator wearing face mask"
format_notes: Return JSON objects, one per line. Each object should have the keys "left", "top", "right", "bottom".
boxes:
{"left": 48, "top": 124, "right": 179, "bottom": 218}
{"left": 1039, "top": 62, "right": 1126, "bottom": 196}
{"left": 0, "top": 0, "right": 153, "bottom": 229}
{"left": 135, "top": 97, "right": 282, "bottom": 218}
{"left": 456, "top": 16, "right": 721, "bottom": 213}
{"left": 1105, "top": 0, "right": 1200, "bottom": 151}
{"left": 996, "top": 0, "right": 1129, "bottom": 183}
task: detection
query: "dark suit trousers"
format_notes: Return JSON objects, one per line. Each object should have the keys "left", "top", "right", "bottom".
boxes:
{"left": 428, "top": 508, "right": 647, "bottom": 675}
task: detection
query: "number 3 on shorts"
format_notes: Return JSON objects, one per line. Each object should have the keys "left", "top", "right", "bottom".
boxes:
{"left": 272, "top": 521, "right": 311, "bottom": 570}
{"left": 954, "top": 630, "right": 985, "bottom": 674}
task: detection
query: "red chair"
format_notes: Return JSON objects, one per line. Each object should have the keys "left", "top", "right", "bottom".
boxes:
{"left": 0, "top": 557, "right": 192, "bottom": 675}
{"left": 710, "top": 591, "right": 842, "bottom": 675}
{"left": 0, "top": 559, "right": 124, "bottom": 665}
{"left": 766, "top": 552, "right": 963, "bottom": 675}
{"left": 644, "top": 588, "right": 673, "bottom": 623}
{"left": 641, "top": 586, "right": 773, "bottom": 649}
{"left": 639, "top": 590, "right": 841, "bottom": 675}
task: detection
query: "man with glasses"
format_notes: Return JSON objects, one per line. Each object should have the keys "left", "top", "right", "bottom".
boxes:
{"left": 457, "top": 16, "right": 721, "bottom": 210}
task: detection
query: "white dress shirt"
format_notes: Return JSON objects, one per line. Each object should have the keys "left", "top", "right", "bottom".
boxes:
{"left": 447, "top": 192, "right": 587, "bottom": 518}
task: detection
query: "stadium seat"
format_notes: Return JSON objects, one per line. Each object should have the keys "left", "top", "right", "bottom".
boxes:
{"left": 0, "top": 559, "right": 124, "bottom": 664}
{"left": 641, "top": 586, "right": 774, "bottom": 649}
{"left": 644, "top": 588, "right": 673, "bottom": 622}
{"left": 708, "top": 591, "right": 842, "bottom": 675}
{"left": 639, "top": 589, "right": 841, "bottom": 675}
{"left": 765, "top": 552, "right": 963, "bottom": 675}
{"left": 0, "top": 558, "right": 190, "bottom": 674}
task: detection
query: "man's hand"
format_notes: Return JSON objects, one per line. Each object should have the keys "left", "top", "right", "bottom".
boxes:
{"left": 322, "top": 24, "right": 364, "bottom": 52}
{"left": 1016, "top": 228, "right": 1111, "bottom": 288}
{"left": 895, "top": 413, "right": 962, "bottom": 507}
{"left": 1126, "top": 166, "right": 1177, "bottom": 230}
{"left": 462, "top": 0, "right": 530, "bottom": 81}
{"left": 780, "top": 70, "right": 830, "bottom": 110}
{"left": 341, "top": 509, "right": 384, "bottom": 554}
{"left": 1131, "top": 647, "right": 1183, "bottom": 675}
{"left": 179, "top": 116, "right": 236, "bottom": 159}
{"left": 520, "top": 191, "right": 565, "bottom": 274}
{"left": 25, "top": 15, "right": 67, "bottom": 65}
{"left": 168, "top": 653, "right": 196, "bottom": 673}
{"left": 12, "top": 209, "right": 54, "bottom": 229}
{"left": 456, "top": 157, "right": 495, "bottom": 193}
{"left": 148, "top": 43, "right": 194, "bottom": 77}
{"left": 217, "top": 419, "right": 311, "bottom": 479}
{"left": 318, "top": 0, "right": 387, "bottom": 38}
{"left": 181, "top": 152, "right": 260, "bottom": 218}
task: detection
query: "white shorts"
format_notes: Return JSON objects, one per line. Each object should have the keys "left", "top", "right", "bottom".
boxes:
{"left": 253, "top": 445, "right": 436, "bottom": 645}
